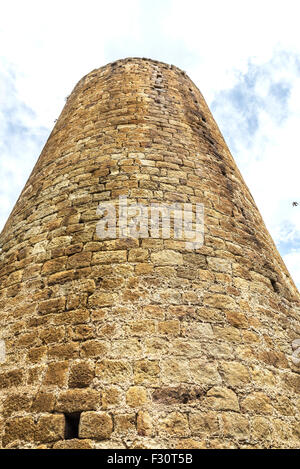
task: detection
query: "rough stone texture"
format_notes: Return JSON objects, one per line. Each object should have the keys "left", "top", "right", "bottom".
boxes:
{"left": 0, "top": 57, "right": 299, "bottom": 449}
{"left": 79, "top": 412, "right": 113, "bottom": 440}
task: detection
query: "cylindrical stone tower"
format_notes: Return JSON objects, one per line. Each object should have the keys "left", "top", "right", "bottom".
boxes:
{"left": 0, "top": 58, "right": 300, "bottom": 449}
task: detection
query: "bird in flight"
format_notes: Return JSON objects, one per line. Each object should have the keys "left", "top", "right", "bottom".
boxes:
{"left": 292, "top": 202, "right": 298, "bottom": 207}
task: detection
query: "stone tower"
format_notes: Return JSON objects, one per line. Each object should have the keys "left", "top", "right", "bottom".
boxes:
{"left": 0, "top": 58, "right": 299, "bottom": 449}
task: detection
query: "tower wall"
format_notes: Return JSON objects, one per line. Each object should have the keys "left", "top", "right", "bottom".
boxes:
{"left": 0, "top": 58, "right": 299, "bottom": 449}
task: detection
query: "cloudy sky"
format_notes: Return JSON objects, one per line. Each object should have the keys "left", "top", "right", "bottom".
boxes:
{"left": 1, "top": 0, "right": 300, "bottom": 288}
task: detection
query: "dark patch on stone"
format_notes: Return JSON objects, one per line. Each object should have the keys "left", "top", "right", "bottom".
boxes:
{"left": 211, "top": 150, "right": 223, "bottom": 160}
{"left": 64, "top": 412, "right": 81, "bottom": 439}
{"left": 270, "top": 278, "right": 280, "bottom": 293}
{"left": 152, "top": 386, "right": 203, "bottom": 404}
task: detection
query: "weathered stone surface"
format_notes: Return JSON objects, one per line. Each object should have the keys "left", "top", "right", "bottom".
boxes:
{"left": 128, "top": 249, "right": 149, "bottom": 262}
{"left": 159, "top": 412, "right": 190, "bottom": 437}
{"left": 175, "top": 438, "right": 206, "bottom": 449}
{"left": 3, "top": 417, "right": 35, "bottom": 446}
{"left": 134, "top": 360, "right": 160, "bottom": 385}
{"left": 53, "top": 439, "right": 93, "bottom": 449}
{"left": 35, "top": 414, "right": 65, "bottom": 443}
{"left": 189, "top": 360, "right": 222, "bottom": 386}
{"left": 203, "top": 294, "right": 236, "bottom": 309}
{"left": 207, "top": 257, "right": 232, "bottom": 273}
{"left": 205, "top": 387, "right": 240, "bottom": 411}
{"left": 137, "top": 411, "right": 153, "bottom": 436}
{"left": 96, "top": 360, "right": 132, "bottom": 384}
{"left": 251, "top": 416, "right": 272, "bottom": 442}
{"left": 101, "top": 386, "right": 123, "bottom": 410}
{"left": 0, "top": 370, "right": 23, "bottom": 389}
{"left": 241, "top": 392, "right": 273, "bottom": 415}
{"left": 152, "top": 386, "right": 202, "bottom": 405}
{"left": 189, "top": 412, "right": 219, "bottom": 436}
{"left": 43, "top": 361, "right": 69, "bottom": 386}
{"left": 129, "top": 320, "right": 156, "bottom": 336}
{"left": 88, "top": 292, "right": 115, "bottom": 308}
{"left": 226, "top": 311, "right": 249, "bottom": 328}
{"left": 151, "top": 250, "right": 183, "bottom": 266}
{"left": 221, "top": 413, "right": 249, "bottom": 439}
{"left": 80, "top": 340, "right": 109, "bottom": 358}
{"left": 38, "top": 297, "right": 66, "bottom": 315}
{"left": 48, "top": 343, "right": 79, "bottom": 360}
{"left": 292, "top": 338, "right": 300, "bottom": 350}
{"left": 126, "top": 386, "right": 149, "bottom": 407}
{"left": 158, "top": 320, "right": 180, "bottom": 336}
{"left": 160, "top": 359, "right": 190, "bottom": 385}
{"left": 92, "top": 251, "right": 127, "bottom": 265}
{"left": 67, "top": 252, "right": 92, "bottom": 269}
{"left": 114, "top": 413, "right": 136, "bottom": 433}
{"left": 42, "top": 258, "right": 67, "bottom": 275}
{"left": 0, "top": 58, "right": 300, "bottom": 449}
{"left": 55, "top": 389, "right": 100, "bottom": 413}
{"left": 68, "top": 362, "right": 95, "bottom": 388}
{"left": 79, "top": 412, "right": 113, "bottom": 440}
{"left": 31, "top": 393, "right": 55, "bottom": 413}
{"left": 3, "top": 393, "right": 32, "bottom": 417}
{"left": 220, "top": 362, "right": 250, "bottom": 388}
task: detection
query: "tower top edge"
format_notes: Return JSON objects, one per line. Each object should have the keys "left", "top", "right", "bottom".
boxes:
{"left": 74, "top": 57, "right": 191, "bottom": 91}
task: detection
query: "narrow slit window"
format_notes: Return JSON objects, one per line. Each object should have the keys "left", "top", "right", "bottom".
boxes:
{"left": 64, "top": 412, "right": 81, "bottom": 440}
{"left": 270, "top": 278, "right": 279, "bottom": 293}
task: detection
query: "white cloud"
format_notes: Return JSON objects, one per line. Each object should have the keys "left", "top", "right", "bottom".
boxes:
{"left": 0, "top": 0, "right": 141, "bottom": 125}
{"left": 211, "top": 52, "right": 300, "bottom": 252}
{"left": 0, "top": 59, "right": 48, "bottom": 229}
{"left": 284, "top": 251, "right": 300, "bottom": 290}
{"left": 165, "top": 0, "right": 300, "bottom": 99}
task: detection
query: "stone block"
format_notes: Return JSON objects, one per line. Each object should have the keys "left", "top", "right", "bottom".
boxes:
{"left": 55, "top": 389, "right": 100, "bottom": 413}
{"left": 79, "top": 412, "right": 113, "bottom": 440}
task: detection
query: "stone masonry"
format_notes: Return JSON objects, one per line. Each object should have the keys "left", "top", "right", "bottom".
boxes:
{"left": 0, "top": 57, "right": 299, "bottom": 449}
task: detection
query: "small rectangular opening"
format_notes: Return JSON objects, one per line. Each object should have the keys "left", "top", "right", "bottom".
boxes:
{"left": 270, "top": 278, "right": 279, "bottom": 293}
{"left": 64, "top": 412, "right": 81, "bottom": 440}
